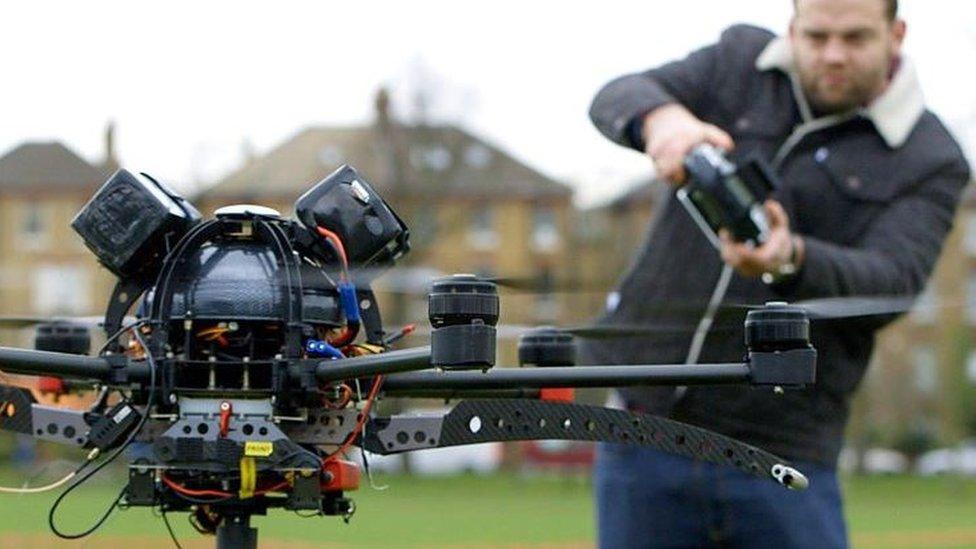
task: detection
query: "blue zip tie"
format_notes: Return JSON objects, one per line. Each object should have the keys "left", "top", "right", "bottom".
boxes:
{"left": 338, "top": 281, "right": 361, "bottom": 324}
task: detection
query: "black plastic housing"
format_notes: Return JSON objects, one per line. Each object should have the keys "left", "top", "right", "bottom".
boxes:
{"left": 682, "top": 144, "right": 776, "bottom": 244}
{"left": 744, "top": 303, "right": 811, "bottom": 352}
{"left": 71, "top": 169, "right": 201, "bottom": 278}
{"left": 294, "top": 164, "right": 409, "bottom": 270}
{"left": 87, "top": 400, "right": 141, "bottom": 451}
{"left": 518, "top": 328, "right": 576, "bottom": 367}
{"left": 35, "top": 323, "right": 91, "bottom": 355}
{"left": 428, "top": 275, "right": 498, "bottom": 370}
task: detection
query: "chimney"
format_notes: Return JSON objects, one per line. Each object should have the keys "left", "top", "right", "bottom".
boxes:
{"left": 240, "top": 137, "right": 256, "bottom": 164}
{"left": 374, "top": 87, "right": 392, "bottom": 130}
{"left": 102, "top": 120, "right": 119, "bottom": 174}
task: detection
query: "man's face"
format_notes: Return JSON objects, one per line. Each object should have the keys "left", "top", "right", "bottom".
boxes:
{"left": 790, "top": 0, "right": 906, "bottom": 114}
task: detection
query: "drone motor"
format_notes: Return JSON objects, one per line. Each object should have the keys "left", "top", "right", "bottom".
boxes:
{"left": 428, "top": 274, "right": 499, "bottom": 370}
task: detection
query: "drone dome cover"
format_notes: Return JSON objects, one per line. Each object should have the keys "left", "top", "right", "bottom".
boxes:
{"left": 166, "top": 239, "right": 342, "bottom": 325}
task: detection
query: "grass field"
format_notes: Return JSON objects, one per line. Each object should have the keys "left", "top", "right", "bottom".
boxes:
{"left": 3, "top": 466, "right": 976, "bottom": 548}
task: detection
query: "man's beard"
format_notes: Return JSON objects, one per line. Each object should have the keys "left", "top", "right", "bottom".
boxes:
{"left": 798, "top": 63, "right": 889, "bottom": 116}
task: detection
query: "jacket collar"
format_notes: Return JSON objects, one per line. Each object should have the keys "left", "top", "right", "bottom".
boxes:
{"left": 755, "top": 35, "right": 925, "bottom": 148}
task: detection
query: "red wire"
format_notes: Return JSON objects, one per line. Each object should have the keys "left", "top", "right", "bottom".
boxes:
{"left": 161, "top": 474, "right": 291, "bottom": 498}
{"left": 316, "top": 226, "right": 349, "bottom": 277}
{"left": 326, "top": 375, "right": 384, "bottom": 461}
{"left": 162, "top": 474, "right": 231, "bottom": 498}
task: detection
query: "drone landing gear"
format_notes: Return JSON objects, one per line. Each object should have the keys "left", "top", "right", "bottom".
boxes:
{"left": 216, "top": 514, "right": 257, "bottom": 549}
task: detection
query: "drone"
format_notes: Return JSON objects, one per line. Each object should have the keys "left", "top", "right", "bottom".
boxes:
{"left": 0, "top": 164, "right": 832, "bottom": 549}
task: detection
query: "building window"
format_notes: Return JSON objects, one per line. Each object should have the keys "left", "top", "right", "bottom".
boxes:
{"left": 967, "top": 351, "right": 976, "bottom": 384}
{"left": 464, "top": 144, "right": 492, "bottom": 168}
{"left": 913, "top": 346, "right": 938, "bottom": 395}
{"left": 410, "top": 145, "right": 452, "bottom": 172}
{"left": 534, "top": 267, "right": 560, "bottom": 322}
{"left": 965, "top": 214, "right": 976, "bottom": 255}
{"left": 911, "top": 282, "right": 937, "bottom": 325}
{"left": 33, "top": 265, "right": 90, "bottom": 315}
{"left": 468, "top": 207, "right": 498, "bottom": 250}
{"left": 968, "top": 275, "right": 976, "bottom": 325}
{"left": 531, "top": 207, "right": 561, "bottom": 252}
{"left": 317, "top": 145, "right": 344, "bottom": 166}
{"left": 21, "top": 203, "right": 49, "bottom": 250}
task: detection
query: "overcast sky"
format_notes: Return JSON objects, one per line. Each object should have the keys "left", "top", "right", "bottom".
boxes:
{"left": 1, "top": 1, "right": 973, "bottom": 206}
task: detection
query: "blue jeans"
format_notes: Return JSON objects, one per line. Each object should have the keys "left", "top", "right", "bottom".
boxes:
{"left": 594, "top": 444, "right": 848, "bottom": 549}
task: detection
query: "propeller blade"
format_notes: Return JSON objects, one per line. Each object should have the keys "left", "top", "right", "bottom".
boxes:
{"left": 716, "top": 294, "right": 942, "bottom": 320}
{"left": 791, "top": 295, "right": 924, "bottom": 319}
{"left": 495, "top": 323, "right": 737, "bottom": 340}
{"left": 0, "top": 316, "right": 103, "bottom": 329}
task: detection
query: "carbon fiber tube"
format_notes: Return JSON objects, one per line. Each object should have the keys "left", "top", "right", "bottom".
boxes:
{"left": 381, "top": 363, "right": 751, "bottom": 391}
{"left": 315, "top": 346, "right": 432, "bottom": 383}
{"left": 381, "top": 388, "right": 542, "bottom": 399}
{"left": 0, "top": 346, "right": 113, "bottom": 380}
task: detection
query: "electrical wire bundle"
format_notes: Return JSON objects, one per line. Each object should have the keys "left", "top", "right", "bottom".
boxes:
{"left": 45, "top": 326, "right": 157, "bottom": 540}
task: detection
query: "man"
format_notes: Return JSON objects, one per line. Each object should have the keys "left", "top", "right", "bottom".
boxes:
{"left": 584, "top": 0, "right": 970, "bottom": 547}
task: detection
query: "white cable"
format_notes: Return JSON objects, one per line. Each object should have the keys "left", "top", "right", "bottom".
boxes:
{"left": 674, "top": 263, "right": 734, "bottom": 400}
{"left": 0, "top": 449, "right": 99, "bottom": 494}
{"left": 0, "top": 471, "right": 77, "bottom": 494}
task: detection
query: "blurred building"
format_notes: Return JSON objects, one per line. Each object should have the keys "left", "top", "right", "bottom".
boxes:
{"left": 849, "top": 185, "right": 976, "bottom": 456}
{"left": 196, "top": 89, "right": 576, "bottom": 362}
{"left": 0, "top": 128, "right": 118, "bottom": 346}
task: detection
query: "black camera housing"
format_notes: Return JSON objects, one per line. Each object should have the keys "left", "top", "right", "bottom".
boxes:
{"left": 294, "top": 164, "right": 409, "bottom": 270}
{"left": 71, "top": 169, "right": 201, "bottom": 278}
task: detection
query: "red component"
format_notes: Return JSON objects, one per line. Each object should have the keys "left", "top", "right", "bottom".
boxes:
{"left": 322, "top": 459, "right": 360, "bottom": 492}
{"left": 523, "top": 441, "right": 595, "bottom": 468}
{"left": 219, "top": 401, "right": 232, "bottom": 438}
{"left": 540, "top": 388, "right": 575, "bottom": 403}
{"left": 37, "top": 376, "right": 65, "bottom": 394}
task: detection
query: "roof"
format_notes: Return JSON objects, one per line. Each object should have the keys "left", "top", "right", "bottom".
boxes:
{"left": 603, "top": 178, "right": 668, "bottom": 211}
{"left": 0, "top": 142, "right": 107, "bottom": 191}
{"left": 199, "top": 124, "right": 573, "bottom": 203}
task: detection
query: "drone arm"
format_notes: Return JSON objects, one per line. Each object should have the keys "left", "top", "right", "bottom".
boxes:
{"left": 0, "top": 347, "right": 152, "bottom": 385}
{"left": 380, "top": 363, "right": 751, "bottom": 392}
{"left": 0, "top": 347, "right": 113, "bottom": 380}
{"left": 360, "top": 399, "right": 808, "bottom": 490}
{"left": 312, "top": 346, "right": 432, "bottom": 383}
{"left": 381, "top": 388, "right": 542, "bottom": 400}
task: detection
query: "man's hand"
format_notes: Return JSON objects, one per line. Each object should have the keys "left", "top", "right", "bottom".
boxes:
{"left": 642, "top": 103, "right": 734, "bottom": 184}
{"left": 719, "top": 200, "right": 804, "bottom": 280}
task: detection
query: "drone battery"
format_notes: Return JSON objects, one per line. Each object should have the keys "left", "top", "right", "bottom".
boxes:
{"left": 87, "top": 400, "right": 142, "bottom": 451}
{"left": 294, "top": 164, "right": 410, "bottom": 270}
{"left": 72, "top": 169, "right": 201, "bottom": 278}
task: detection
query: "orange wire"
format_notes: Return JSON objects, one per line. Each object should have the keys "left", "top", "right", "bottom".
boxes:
{"left": 315, "top": 226, "right": 349, "bottom": 273}
{"left": 323, "top": 384, "right": 353, "bottom": 410}
{"left": 326, "top": 375, "right": 384, "bottom": 461}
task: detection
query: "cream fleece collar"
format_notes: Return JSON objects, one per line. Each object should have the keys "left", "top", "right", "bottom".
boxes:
{"left": 755, "top": 35, "right": 925, "bottom": 148}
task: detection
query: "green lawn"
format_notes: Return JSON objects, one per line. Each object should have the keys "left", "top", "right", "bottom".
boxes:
{"left": 2, "top": 468, "right": 976, "bottom": 548}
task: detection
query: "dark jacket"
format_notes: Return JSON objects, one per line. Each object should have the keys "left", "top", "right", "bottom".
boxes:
{"left": 583, "top": 24, "right": 971, "bottom": 467}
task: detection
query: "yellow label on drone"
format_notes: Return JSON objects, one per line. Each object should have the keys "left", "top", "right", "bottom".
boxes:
{"left": 244, "top": 441, "right": 274, "bottom": 457}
